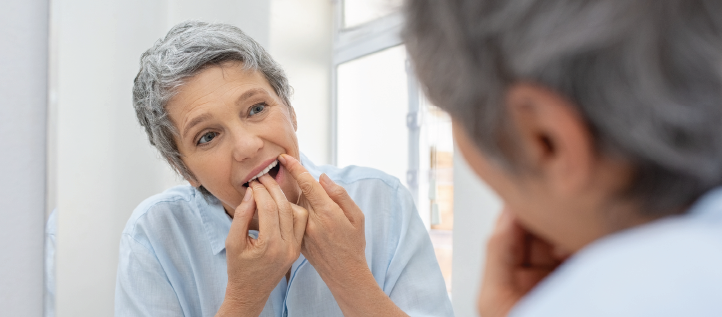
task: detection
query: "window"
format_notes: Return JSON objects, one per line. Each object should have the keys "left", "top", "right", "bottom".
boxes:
{"left": 333, "top": 1, "right": 455, "bottom": 296}
{"left": 343, "top": 0, "right": 403, "bottom": 28}
{"left": 336, "top": 46, "right": 409, "bottom": 185}
{"left": 422, "top": 102, "right": 455, "bottom": 293}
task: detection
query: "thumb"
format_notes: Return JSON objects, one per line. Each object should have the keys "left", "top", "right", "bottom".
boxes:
{"left": 484, "top": 209, "right": 526, "bottom": 287}
{"left": 227, "top": 188, "right": 257, "bottom": 251}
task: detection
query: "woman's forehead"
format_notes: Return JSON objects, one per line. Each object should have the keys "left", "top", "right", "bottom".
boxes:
{"left": 166, "top": 63, "right": 278, "bottom": 134}
{"left": 167, "top": 64, "right": 276, "bottom": 116}
{"left": 178, "top": 63, "right": 271, "bottom": 99}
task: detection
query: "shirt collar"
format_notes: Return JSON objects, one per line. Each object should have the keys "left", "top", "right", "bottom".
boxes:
{"left": 687, "top": 186, "right": 722, "bottom": 220}
{"left": 198, "top": 153, "right": 319, "bottom": 255}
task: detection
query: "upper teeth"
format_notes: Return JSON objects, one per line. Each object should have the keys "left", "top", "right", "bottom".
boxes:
{"left": 248, "top": 160, "right": 278, "bottom": 183}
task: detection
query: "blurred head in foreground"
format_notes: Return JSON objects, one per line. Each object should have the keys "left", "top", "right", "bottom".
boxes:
{"left": 404, "top": 0, "right": 722, "bottom": 250}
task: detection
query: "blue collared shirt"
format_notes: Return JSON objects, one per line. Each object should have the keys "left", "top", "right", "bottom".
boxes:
{"left": 510, "top": 187, "right": 722, "bottom": 317}
{"left": 115, "top": 155, "right": 454, "bottom": 316}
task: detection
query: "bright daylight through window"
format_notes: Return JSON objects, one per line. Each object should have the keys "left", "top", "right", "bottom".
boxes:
{"left": 337, "top": 46, "right": 409, "bottom": 185}
{"left": 343, "top": 0, "right": 403, "bottom": 28}
{"left": 335, "top": 0, "right": 455, "bottom": 296}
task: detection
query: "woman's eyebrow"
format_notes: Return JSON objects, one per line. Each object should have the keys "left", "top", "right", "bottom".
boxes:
{"left": 237, "top": 88, "right": 269, "bottom": 105}
{"left": 181, "top": 89, "right": 270, "bottom": 138}
{"left": 182, "top": 113, "right": 213, "bottom": 139}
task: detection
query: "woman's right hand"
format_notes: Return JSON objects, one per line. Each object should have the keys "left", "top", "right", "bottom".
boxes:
{"left": 216, "top": 174, "right": 308, "bottom": 317}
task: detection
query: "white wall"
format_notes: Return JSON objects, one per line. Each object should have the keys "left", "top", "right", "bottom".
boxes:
{"left": 451, "top": 144, "right": 502, "bottom": 316}
{"left": 0, "top": 0, "right": 48, "bottom": 315}
{"left": 269, "top": 0, "right": 333, "bottom": 165}
{"left": 53, "top": 1, "right": 272, "bottom": 316}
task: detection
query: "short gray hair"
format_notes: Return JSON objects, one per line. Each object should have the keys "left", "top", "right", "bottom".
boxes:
{"left": 404, "top": 0, "right": 722, "bottom": 215}
{"left": 133, "top": 21, "right": 292, "bottom": 193}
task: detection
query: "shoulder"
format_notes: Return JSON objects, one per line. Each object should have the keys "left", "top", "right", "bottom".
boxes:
{"left": 300, "top": 154, "right": 418, "bottom": 225}
{"left": 122, "top": 185, "right": 204, "bottom": 241}
{"left": 302, "top": 156, "right": 401, "bottom": 189}
{"left": 304, "top": 159, "right": 415, "bottom": 214}
{"left": 511, "top": 214, "right": 722, "bottom": 317}
{"left": 46, "top": 208, "right": 58, "bottom": 238}
{"left": 301, "top": 154, "right": 402, "bottom": 194}
{"left": 301, "top": 155, "right": 422, "bottom": 236}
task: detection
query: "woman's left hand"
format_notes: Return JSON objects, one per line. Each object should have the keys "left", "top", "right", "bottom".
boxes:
{"left": 277, "top": 154, "right": 367, "bottom": 284}
{"left": 278, "top": 154, "right": 408, "bottom": 317}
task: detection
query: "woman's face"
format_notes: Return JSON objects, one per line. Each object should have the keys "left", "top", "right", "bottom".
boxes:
{"left": 166, "top": 61, "right": 301, "bottom": 214}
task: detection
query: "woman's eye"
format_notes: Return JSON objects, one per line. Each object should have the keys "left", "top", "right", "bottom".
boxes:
{"left": 197, "top": 132, "right": 218, "bottom": 145}
{"left": 249, "top": 103, "right": 266, "bottom": 116}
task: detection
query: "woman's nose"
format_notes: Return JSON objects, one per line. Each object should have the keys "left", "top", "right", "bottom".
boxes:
{"left": 230, "top": 127, "right": 264, "bottom": 162}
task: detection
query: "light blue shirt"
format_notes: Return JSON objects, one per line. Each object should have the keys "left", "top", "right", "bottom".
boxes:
{"left": 115, "top": 155, "right": 453, "bottom": 316}
{"left": 511, "top": 187, "right": 722, "bottom": 317}
{"left": 45, "top": 209, "right": 57, "bottom": 317}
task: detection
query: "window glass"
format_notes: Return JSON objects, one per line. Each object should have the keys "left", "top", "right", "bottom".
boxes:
{"left": 336, "top": 45, "right": 409, "bottom": 187}
{"left": 343, "top": 0, "right": 403, "bottom": 28}
{"left": 424, "top": 102, "right": 455, "bottom": 295}
{"left": 335, "top": 41, "right": 456, "bottom": 296}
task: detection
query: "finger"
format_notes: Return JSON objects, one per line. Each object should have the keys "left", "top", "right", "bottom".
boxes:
{"left": 278, "top": 154, "right": 335, "bottom": 213}
{"left": 290, "top": 204, "right": 309, "bottom": 246}
{"left": 553, "top": 246, "right": 572, "bottom": 261}
{"left": 258, "top": 173, "right": 294, "bottom": 242}
{"left": 249, "top": 180, "right": 280, "bottom": 240}
{"left": 484, "top": 209, "right": 526, "bottom": 286}
{"left": 319, "top": 173, "right": 362, "bottom": 225}
{"left": 227, "top": 188, "right": 257, "bottom": 250}
{"left": 506, "top": 214, "right": 528, "bottom": 267}
{"left": 525, "top": 235, "right": 558, "bottom": 268}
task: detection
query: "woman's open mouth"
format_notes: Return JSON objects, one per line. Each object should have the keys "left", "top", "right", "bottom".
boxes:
{"left": 242, "top": 160, "right": 281, "bottom": 187}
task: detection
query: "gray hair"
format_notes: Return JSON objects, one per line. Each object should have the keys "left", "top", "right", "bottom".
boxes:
{"left": 133, "top": 21, "right": 292, "bottom": 194}
{"left": 403, "top": 0, "right": 722, "bottom": 215}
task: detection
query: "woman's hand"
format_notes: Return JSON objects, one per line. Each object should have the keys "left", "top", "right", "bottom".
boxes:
{"left": 278, "top": 154, "right": 408, "bottom": 317}
{"left": 478, "top": 209, "right": 568, "bottom": 317}
{"left": 278, "top": 154, "right": 367, "bottom": 287}
{"left": 216, "top": 174, "right": 308, "bottom": 317}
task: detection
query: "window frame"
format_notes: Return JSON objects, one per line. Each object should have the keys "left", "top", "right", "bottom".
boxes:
{"left": 331, "top": 3, "right": 422, "bottom": 205}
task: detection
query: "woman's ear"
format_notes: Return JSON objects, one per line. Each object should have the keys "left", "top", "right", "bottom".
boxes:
{"left": 504, "top": 83, "right": 596, "bottom": 197}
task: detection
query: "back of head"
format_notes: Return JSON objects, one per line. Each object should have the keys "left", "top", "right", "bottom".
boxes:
{"left": 403, "top": 0, "right": 722, "bottom": 214}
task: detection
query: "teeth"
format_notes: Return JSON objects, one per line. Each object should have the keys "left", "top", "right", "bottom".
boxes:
{"left": 248, "top": 160, "right": 278, "bottom": 183}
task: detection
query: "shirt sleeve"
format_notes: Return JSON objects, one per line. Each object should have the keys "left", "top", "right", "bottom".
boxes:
{"left": 382, "top": 185, "right": 455, "bottom": 317}
{"left": 115, "top": 234, "right": 184, "bottom": 317}
{"left": 45, "top": 209, "right": 57, "bottom": 317}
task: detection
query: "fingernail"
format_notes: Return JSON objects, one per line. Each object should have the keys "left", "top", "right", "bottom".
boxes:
{"left": 278, "top": 154, "right": 288, "bottom": 164}
{"left": 243, "top": 188, "right": 253, "bottom": 201}
{"left": 320, "top": 173, "right": 334, "bottom": 186}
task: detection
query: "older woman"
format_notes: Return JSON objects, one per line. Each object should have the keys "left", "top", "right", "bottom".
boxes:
{"left": 404, "top": 0, "right": 722, "bottom": 316}
{"left": 116, "top": 21, "right": 452, "bottom": 316}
